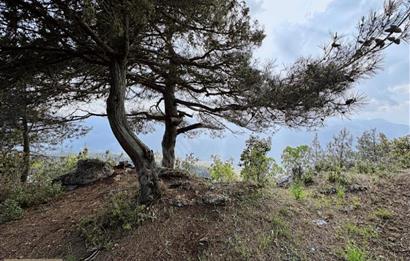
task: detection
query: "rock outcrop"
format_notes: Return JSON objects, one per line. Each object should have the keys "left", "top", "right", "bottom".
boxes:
{"left": 54, "top": 159, "right": 114, "bottom": 186}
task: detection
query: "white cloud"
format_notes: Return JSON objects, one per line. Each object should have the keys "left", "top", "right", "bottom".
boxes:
{"left": 246, "top": 0, "right": 409, "bottom": 126}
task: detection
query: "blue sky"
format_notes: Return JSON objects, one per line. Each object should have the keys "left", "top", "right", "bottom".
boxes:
{"left": 247, "top": 0, "right": 409, "bottom": 125}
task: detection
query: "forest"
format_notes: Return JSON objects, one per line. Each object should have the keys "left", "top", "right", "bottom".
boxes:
{"left": 0, "top": 0, "right": 409, "bottom": 260}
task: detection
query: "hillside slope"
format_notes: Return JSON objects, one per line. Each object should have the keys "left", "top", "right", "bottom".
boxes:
{"left": 0, "top": 170, "right": 409, "bottom": 260}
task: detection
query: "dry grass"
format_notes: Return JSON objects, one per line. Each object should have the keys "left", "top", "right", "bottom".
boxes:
{"left": 1, "top": 169, "right": 409, "bottom": 260}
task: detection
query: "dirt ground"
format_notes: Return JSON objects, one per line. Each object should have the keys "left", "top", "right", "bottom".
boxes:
{"left": 0, "top": 169, "right": 409, "bottom": 261}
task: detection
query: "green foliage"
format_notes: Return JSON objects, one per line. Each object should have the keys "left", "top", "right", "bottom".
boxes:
{"left": 0, "top": 199, "right": 23, "bottom": 223}
{"left": 0, "top": 152, "right": 23, "bottom": 201}
{"left": 9, "top": 182, "right": 62, "bottom": 208}
{"left": 343, "top": 222, "right": 378, "bottom": 239}
{"left": 301, "top": 169, "right": 314, "bottom": 186}
{"left": 290, "top": 183, "right": 305, "bottom": 200}
{"left": 210, "top": 156, "right": 237, "bottom": 182}
{"left": 391, "top": 135, "right": 410, "bottom": 168}
{"left": 344, "top": 242, "right": 367, "bottom": 261}
{"left": 327, "top": 128, "right": 354, "bottom": 169}
{"left": 354, "top": 160, "right": 377, "bottom": 174}
{"left": 336, "top": 185, "right": 346, "bottom": 199}
{"left": 282, "top": 145, "right": 311, "bottom": 180}
{"left": 240, "top": 136, "right": 277, "bottom": 184}
{"left": 372, "top": 208, "right": 394, "bottom": 220}
{"left": 78, "top": 192, "right": 152, "bottom": 249}
{"left": 175, "top": 153, "right": 200, "bottom": 174}
{"left": 327, "top": 168, "right": 349, "bottom": 186}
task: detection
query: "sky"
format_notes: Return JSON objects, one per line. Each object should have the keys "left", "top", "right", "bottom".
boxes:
{"left": 246, "top": 0, "right": 410, "bottom": 126}
{"left": 64, "top": 0, "right": 410, "bottom": 162}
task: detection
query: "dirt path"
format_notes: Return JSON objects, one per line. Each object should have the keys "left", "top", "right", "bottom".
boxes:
{"left": 0, "top": 171, "right": 137, "bottom": 260}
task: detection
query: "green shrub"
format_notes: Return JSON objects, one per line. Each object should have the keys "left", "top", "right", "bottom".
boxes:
{"left": 175, "top": 153, "right": 199, "bottom": 174}
{"left": 344, "top": 242, "right": 367, "bottom": 261}
{"left": 0, "top": 152, "right": 24, "bottom": 201}
{"left": 354, "top": 161, "right": 376, "bottom": 174}
{"left": 0, "top": 199, "right": 23, "bottom": 223}
{"left": 336, "top": 185, "right": 346, "bottom": 199}
{"left": 327, "top": 168, "right": 349, "bottom": 186}
{"left": 79, "top": 192, "right": 152, "bottom": 249}
{"left": 240, "top": 136, "right": 276, "bottom": 184}
{"left": 210, "top": 156, "right": 237, "bottom": 182}
{"left": 10, "top": 182, "right": 62, "bottom": 208}
{"left": 290, "top": 182, "right": 305, "bottom": 200}
{"left": 391, "top": 135, "right": 410, "bottom": 168}
{"left": 282, "top": 145, "right": 311, "bottom": 180}
{"left": 301, "top": 169, "right": 314, "bottom": 186}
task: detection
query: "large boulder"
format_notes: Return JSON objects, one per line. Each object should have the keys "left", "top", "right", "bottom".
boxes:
{"left": 55, "top": 159, "right": 114, "bottom": 186}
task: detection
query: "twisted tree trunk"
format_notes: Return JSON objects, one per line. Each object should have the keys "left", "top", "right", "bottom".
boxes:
{"left": 107, "top": 58, "right": 160, "bottom": 204}
{"left": 161, "top": 82, "right": 178, "bottom": 169}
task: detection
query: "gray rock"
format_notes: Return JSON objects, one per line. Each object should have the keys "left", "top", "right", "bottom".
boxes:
{"left": 347, "top": 184, "right": 368, "bottom": 193}
{"left": 202, "top": 192, "right": 229, "bottom": 206}
{"left": 276, "top": 175, "right": 292, "bottom": 188}
{"left": 320, "top": 187, "right": 337, "bottom": 195}
{"left": 55, "top": 159, "right": 114, "bottom": 186}
{"left": 313, "top": 219, "right": 328, "bottom": 226}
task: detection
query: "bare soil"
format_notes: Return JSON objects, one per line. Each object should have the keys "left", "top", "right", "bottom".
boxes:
{"left": 1, "top": 169, "right": 409, "bottom": 260}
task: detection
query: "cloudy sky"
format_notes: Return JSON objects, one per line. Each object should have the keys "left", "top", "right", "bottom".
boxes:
{"left": 246, "top": 0, "right": 410, "bottom": 126}
{"left": 68, "top": 0, "right": 409, "bottom": 160}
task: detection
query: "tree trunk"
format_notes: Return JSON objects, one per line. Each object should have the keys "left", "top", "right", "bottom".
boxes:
{"left": 106, "top": 58, "right": 160, "bottom": 204}
{"left": 161, "top": 83, "right": 178, "bottom": 169}
{"left": 20, "top": 111, "right": 30, "bottom": 183}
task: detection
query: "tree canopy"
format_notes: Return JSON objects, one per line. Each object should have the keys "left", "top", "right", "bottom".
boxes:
{"left": 0, "top": 0, "right": 409, "bottom": 203}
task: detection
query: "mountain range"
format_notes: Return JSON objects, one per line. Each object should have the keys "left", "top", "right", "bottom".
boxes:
{"left": 60, "top": 117, "right": 409, "bottom": 163}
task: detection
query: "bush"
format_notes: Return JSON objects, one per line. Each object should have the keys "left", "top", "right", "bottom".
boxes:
{"left": 281, "top": 145, "right": 311, "bottom": 180}
{"left": 0, "top": 152, "right": 24, "bottom": 201}
{"left": 0, "top": 199, "right": 23, "bottom": 223}
{"left": 79, "top": 192, "right": 152, "bottom": 249}
{"left": 210, "top": 156, "right": 237, "bottom": 182}
{"left": 354, "top": 160, "right": 376, "bottom": 174}
{"left": 175, "top": 153, "right": 199, "bottom": 174}
{"left": 391, "top": 135, "right": 410, "bottom": 168}
{"left": 290, "top": 183, "right": 305, "bottom": 200}
{"left": 327, "top": 168, "right": 349, "bottom": 186}
{"left": 344, "top": 242, "right": 367, "bottom": 261}
{"left": 301, "top": 169, "right": 314, "bottom": 186}
{"left": 10, "top": 182, "right": 62, "bottom": 208}
{"left": 240, "top": 136, "right": 277, "bottom": 184}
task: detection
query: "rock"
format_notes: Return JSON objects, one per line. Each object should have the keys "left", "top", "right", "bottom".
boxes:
{"left": 170, "top": 196, "right": 191, "bottom": 207}
{"left": 116, "top": 161, "right": 133, "bottom": 169}
{"left": 313, "top": 219, "right": 328, "bottom": 226}
{"left": 347, "top": 184, "right": 368, "bottom": 193}
{"left": 54, "top": 159, "right": 114, "bottom": 186}
{"left": 276, "top": 175, "right": 292, "bottom": 188}
{"left": 320, "top": 187, "right": 337, "bottom": 195}
{"left": 168, "top": 180, "right": 191, "bottom": 189}
{"left": 202, "top": 192, "right": 229, "bottom": 206}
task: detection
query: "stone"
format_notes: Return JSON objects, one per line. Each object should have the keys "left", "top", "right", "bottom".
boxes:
{"left": 116, "top": 160, "right": 133, "bottom": 169}
{"left": 313, "top": 219, "right": 328, "bottom": 226}
{"left": 202, "top": 192, "right": 229, "bottom": 206}
{"left": 54, "top": 159, "right": 114, "bottom": 186}
{"left": 320, "top": 187, "right": 337, "bottom": 195}
{"left": 170, "top": 196, "right": 191, "bottom": 207}
{"left": 276, "top": 175, "right": 292, "bottom": 188}
{"left": 347, "top": 184, "right": 368, "bottom": 193}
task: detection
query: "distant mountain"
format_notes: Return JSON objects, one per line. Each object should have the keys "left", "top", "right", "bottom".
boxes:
{"left": 60, "top": 117, "right": 409, "bottom": 163}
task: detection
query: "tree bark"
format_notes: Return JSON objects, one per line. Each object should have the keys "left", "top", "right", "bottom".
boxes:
{"left": 161, "top": 82, "right": 178, "bottom": 169}
{"left": 106, "top": 58, "right": 160, "bottom": 204}
{"left": 20, "top": 110, "right": 30, "bottom": 183}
